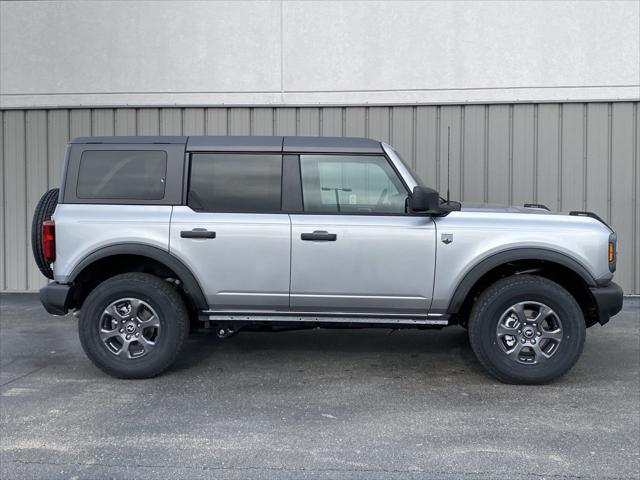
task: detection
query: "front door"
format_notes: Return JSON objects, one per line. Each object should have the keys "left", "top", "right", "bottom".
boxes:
{"left": 289, "top": 154, "right": 436, "bottom": 316}
{"left": 170, "top": 153, "right": 290, "bottom": 311}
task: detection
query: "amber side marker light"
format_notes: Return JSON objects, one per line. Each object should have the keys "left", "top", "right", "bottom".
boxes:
{"left": 608, "top": 241, "right": 616, "bottom": 263}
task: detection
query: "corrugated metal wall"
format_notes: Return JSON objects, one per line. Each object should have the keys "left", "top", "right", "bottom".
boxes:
{"left": 1, "top": 103, "right": 639, "bottom": 293}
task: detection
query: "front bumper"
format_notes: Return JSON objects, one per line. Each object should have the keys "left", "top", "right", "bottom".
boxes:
{"left": 590, "top": 282, "right": 623, "bottom": 325}
{"left": 40, "top": 282, "right": 72, "bottom": 315}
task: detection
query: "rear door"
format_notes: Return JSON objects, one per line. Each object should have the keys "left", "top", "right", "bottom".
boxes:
{"left": 170, "top": 152, "right": 291, "bottom": 311}
{"left": 289, "top": 154, "right": 436, "bottom": 316}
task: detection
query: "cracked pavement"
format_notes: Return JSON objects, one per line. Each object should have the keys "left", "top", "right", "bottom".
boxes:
{"left": 1, "top": 294, "right": 639, "bottom": 479}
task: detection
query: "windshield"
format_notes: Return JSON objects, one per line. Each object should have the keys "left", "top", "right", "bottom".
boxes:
{"left": 383, "top": 144, "right": 426, "bottom": 187}
{"left": 383, "top": 143, "right": 460, "bottom": 210}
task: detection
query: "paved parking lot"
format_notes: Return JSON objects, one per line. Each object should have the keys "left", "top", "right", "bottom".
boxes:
{"left": 1, "top": 294, "right": 638, "bottom": 479}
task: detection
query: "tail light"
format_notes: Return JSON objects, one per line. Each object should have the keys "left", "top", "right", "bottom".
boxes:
{"left": 42, "top": 220, "right": 56, "bottom": 264}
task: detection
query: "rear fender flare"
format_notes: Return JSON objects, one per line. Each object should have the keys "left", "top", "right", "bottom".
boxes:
{"left": 68, "top": 243, "right": 208, "bottom": 310}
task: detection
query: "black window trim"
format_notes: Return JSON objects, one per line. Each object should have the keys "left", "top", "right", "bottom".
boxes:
{"left": 282, "top": 154, "right": 303, "bottom": 213}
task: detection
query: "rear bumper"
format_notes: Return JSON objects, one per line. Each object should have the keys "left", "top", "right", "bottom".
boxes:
{"left": 40, "top": 282, "right": 72, "bottom": 315}
{"left": 590, "top": 282, "right": 623, "bottom": 325}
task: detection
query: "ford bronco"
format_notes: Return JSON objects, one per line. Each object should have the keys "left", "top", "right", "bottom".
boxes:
{"left": 32, "top": 136, "right": 623, "bottom": 383}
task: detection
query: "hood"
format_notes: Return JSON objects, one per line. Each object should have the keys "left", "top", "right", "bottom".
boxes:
{"left": 460, "top": 202, "right": 554, "bottom": 215}
{"left": 459, "top": 202, "right": 613, "bottom": 232}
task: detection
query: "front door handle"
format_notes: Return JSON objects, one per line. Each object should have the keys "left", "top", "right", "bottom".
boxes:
{"left": 181, "top": 228, "right": 216, "bottom": 239}
{"left": 301, "top": 230, "right": 337, "bottom": 241}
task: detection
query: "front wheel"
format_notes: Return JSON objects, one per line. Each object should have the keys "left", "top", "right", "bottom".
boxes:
{"left": 468, "top": 275, "right": 586, "bottom": 384}
{"left": 78, "top": 273, "right": 189, "bottom": 379}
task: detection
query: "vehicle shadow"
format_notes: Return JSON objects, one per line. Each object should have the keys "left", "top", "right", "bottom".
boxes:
{"left": 171, "top": 325, "right": 482, "bottom": 379}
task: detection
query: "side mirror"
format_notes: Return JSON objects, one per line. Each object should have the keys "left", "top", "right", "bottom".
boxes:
{"left": 409, "top": 186, "right": 441, "bottom": 213}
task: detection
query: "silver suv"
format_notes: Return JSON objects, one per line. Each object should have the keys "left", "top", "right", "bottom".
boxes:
{"left": 32, "top": 136, "right": 623, "bottom": 383}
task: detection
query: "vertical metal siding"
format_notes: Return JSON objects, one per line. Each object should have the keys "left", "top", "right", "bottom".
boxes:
{"left": 298, "top": 108, "right": 319, "bottom": 136}
{"left": 3, "top": 110, "right": 27, "bottom": 291}
{"left": 114, "top": 109, "right": 136, "bottom": 135}
{"left": 487, "top": 105, "right": 510, "bottom": 205}
{"left": 0, "top": 110, "right": 4, "bottom": 291}
{"left": 182, "top": 108, "right": 205, "bottom": 135}
{"left": 321, "top": 108, "right": 343, "bottom": 137}
{"left": 635, "top": 103, "right": 640, "bottom": 294}
{"left": 25, "top": 110, "right": 48, "bottom": 291}
{"left": 1, "top": 103, "right": 638, "bottom": 294}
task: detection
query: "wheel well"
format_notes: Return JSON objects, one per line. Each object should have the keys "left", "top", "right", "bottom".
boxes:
{"left": 453, "top": 260, "right": 599, "bottom": 328}
{"left": 69, "top": 254, "right": 198, "bottom": 316}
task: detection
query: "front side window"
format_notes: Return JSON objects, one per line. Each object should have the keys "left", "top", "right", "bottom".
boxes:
{"left": 188, "top": 154, "right": 282, "bottom": 212}
{"left": 76, "top": 150, "right": 167, "bottom": 200}
{"left": 300, "top": 155, "right": 408, "bottom": 214}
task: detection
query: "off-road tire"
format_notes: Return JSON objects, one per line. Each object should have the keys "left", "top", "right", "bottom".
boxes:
{"left": 79, "top": 273, "right": 189, "bottom": 379}
{"left": 31, "top": 188, "right": 59, "bottom": 279}
{"left": 468, "top": 275, "right": 586, "bottom": 384}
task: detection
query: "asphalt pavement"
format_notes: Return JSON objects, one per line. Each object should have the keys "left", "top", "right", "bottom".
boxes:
{"left": 1, "top": 294, "right": 638, "bottom": 480}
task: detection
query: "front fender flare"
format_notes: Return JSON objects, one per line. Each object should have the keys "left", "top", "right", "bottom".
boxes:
{"left": 446, "top": 247, "right": 597, "bottom": 314}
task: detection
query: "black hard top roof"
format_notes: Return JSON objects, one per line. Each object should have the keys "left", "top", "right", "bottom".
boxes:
{"left": 70, "top": 136, "right": 383, "bottom": 154}
{"left": 70, "top": 136, "right": 188, "bottom": 145}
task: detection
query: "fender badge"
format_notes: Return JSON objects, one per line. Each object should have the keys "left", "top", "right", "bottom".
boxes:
{"left": 441, "top": 233, "right": 453, "bottom": 245}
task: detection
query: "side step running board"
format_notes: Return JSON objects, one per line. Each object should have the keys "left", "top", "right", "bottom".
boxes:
{"left": 200, "top": 312, "right": 449, "bottom": 326}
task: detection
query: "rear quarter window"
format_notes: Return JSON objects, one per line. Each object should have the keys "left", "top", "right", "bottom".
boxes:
{"left": 76, "top": 150, "right": 167, "bottom": 200}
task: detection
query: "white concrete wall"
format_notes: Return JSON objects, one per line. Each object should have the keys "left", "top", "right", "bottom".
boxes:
{"left": 1, "top": 0, "right": 638, "bottom": 109}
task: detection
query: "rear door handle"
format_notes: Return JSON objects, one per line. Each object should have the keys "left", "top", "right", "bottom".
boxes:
{"left": 181, "top": 228, "right": 216, "bottom": 239}
{"left": 301, "top": 230, "right": 337, "bottom": 241}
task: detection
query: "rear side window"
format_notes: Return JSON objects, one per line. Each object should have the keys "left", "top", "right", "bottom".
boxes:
{"left": 188, "top": 154, "right": 282, "bottom": 212}
{"left": 76, "top": 150, "right": 167, "bottom": 200}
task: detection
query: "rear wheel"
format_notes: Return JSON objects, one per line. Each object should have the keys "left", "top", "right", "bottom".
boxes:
{"left": 31, "top": 188, "right": 59, "bottom": 279}
{"left": 468, "top": 275, "right": 585, "bottom": 384}
{"left": 78, "top": 273, "right": 189, "bottom": 379}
